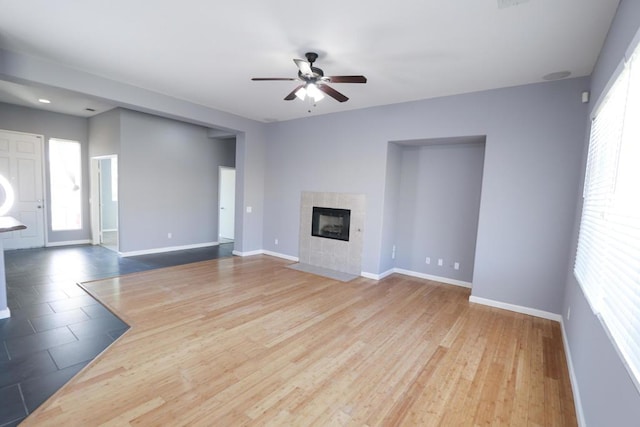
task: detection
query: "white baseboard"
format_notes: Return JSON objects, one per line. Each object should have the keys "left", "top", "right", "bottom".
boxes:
{"left": 468, "top": 295, "right": 562, "bottom": 322}
{"left": 232, "top": 249, "right": 263, "bottom": 257}
{"left": 231, "top": 249, "right": 300, "bottom": 262}
{"left": 560, "top": 319, "right": 586, "bottom": 427}
{"left": 394, "top": 268, "right": 472, "bottom": 288}
{"left": 362, "top": 268, "right": 472, "bottom": 286}
{"left": 0, "top": 307, "right": 10, "bottom": 319}
{"left": 46, "top": 239, "right": 92, "bottom": 247}
{"left": 120, "top": 242, "right": 218, "bottom": 257}
{"left": 262, "top": 250, "right": 299, "bottom": 262}
{"left": 361, "top": 269, "right": 394, "bottom": 280}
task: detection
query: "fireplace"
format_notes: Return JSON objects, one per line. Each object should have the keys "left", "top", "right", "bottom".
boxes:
{"left": 299, "top": 192, "right": 365, "bottom": 275}
{"left": 311, "top": 206, "right": 350, "bottom": 241}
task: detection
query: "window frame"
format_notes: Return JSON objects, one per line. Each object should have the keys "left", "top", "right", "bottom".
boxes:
{"left": 574, "top": 36, "right": 640, "bottom": 393}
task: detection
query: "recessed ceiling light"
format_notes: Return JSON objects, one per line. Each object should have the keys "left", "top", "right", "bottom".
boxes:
{"left": 543, "top": 71, "right": 571, "bottom": 81}
{"left": 38, "top": 98, "right": 51, "bottom": 104}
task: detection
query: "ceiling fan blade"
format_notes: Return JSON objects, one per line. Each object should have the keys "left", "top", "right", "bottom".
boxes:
{"left": 284, "top": 85, "right": 305, "bottom": 101}
{"left": 318, "top": 84, "right": 349, "bottom": 102}
{"left": 294, "top": 59, "right": 313, "bottom": 76}
{"left": 251, "top": 77, "right": 297, "bottom": 81}
{"left": 327, "top": 75, "right": 367, "bottom": 84}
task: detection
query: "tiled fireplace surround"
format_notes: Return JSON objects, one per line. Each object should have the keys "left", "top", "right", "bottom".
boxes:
{"left": 298, "top": 192, "right": 365, "bottom": 276}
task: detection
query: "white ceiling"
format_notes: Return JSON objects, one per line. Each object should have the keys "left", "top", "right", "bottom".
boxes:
{"left": 0, "top": 0, "right": 620, "bottom": 122}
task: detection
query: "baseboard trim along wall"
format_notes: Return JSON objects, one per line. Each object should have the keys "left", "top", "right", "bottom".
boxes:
{"left": 46, "top": 239, "right": 92, "bottom": 247}
{"left": 361, "top": 268, "right": 472, "bottom": 288}
{"left": 261, "top": 250, "right": 299, "bottom": 262}
{"left": 468, "top": 295, "right": 562, "bottom": 322}
{"left": 394, "top": 268, "right": 472, "bottom": 288}
{"left": 0, "top": 308, "right": 10, "bottom": 319}
{"left": 120, "top": 242, "right": 218, "bottom": 257}
{"left": 361, "top": 271, "right": 385, "bottom": 280}
{"left": 232, "top": 249, "right": 264, "bottom": 257}
{"left": 560, "top": 319, "right": 586, "bottom": 427}
{"left": 232, "top": 249, "right": 300, "bottom": 262}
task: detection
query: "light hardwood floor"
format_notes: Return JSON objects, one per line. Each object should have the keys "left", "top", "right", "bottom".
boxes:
{"left": 24, "top": 255, "right": 577, "bottom": 426}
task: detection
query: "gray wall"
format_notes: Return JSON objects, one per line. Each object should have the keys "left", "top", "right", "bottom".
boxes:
{"left": 117, "top": 109, "right": 235, "bottom": 253}
{"left": 88, "top": 110, "right": 120, "bottom": 243}
{"left": 88, "top": 108, "right": 120, "bottom": 158}
{"left": 211, "top": 137, "right": 236, "bottom": 168}
{"left": 0, "top": 102, "right": 90, "bottom": 243}
{"left": 379, "top": 142, "right": 403, "bottom": 273}
{"left": 237, "top": 131, "right": 266, "bottom": 253}
{"left": 263, "top": 76, "right": 587, "bottom": 315}
{"left": 393, "top": 141, "right": 485, "bottom": 282}
{"left": 562, "top": 0, "right": 640, "bottom": 425}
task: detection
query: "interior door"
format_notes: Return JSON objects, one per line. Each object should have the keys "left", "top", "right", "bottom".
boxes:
{"left": 0, "top": 130, "right": 45, "bottom": 249}
{"left": 218, "top": 167, "right": 235, "bottom": 240}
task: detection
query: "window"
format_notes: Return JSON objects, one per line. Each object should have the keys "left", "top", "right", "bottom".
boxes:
{"left": 49, "top": 139, "right": 82, "bottom": 231}
{"left": 574, "top": 42, "right": 640, "bottom": 390}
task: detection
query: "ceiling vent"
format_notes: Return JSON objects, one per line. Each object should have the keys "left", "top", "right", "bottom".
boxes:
{"left": 497, "top": 0, "right": 530, "bottom": 9}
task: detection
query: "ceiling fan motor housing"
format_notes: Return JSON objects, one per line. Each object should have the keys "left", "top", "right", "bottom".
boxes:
{"left": 305, "top": 52, "right": 319, "bottom": 64}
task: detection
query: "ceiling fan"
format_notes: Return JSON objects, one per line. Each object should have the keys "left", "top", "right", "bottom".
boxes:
{"left": 251, "top": 52, "right": 367, "bottom": 103}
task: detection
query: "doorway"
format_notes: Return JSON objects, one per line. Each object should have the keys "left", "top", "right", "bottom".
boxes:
{"left": 0, "top": 130, "right": 45, "bottom": 249}
{"left": 218, "top": 166, "right": 235, "bottom": 243}
{"left": 90, "top": 156, "right": 118, "bottom": 251}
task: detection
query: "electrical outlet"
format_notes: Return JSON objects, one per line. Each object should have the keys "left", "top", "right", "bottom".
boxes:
{"left": 438, "top": 258, "right": 443, "bottom": 266}
{"left": 567, "top": 307, "right": 571, "bottom": 320}
{"left": 391, "top": 245, "right": 396, "bottom": 259}
{"left": 275, "top": 238, "right": 278, "bottom": 245}
{"left": 454, "top": 262, "right": 460, "bottom": 270}
{"left": 168, "top": 232, "right": 172, "bottom": 239}
{"left": 425, "top": 257, "right": 431, "bottom": 264}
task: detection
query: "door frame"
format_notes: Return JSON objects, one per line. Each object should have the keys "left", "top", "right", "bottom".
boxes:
{"left": 0, "top": 128, "right": 47, "bottom": 248}
{"left": 90, "top": 155, "right": 118, "bottom": 246}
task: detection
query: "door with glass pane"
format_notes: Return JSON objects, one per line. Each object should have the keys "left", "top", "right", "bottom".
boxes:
{"left": 49, "top": 139, "right": 82, "bottom": 233}
{"left": 0, "top": 130, "right": 45, "bottom": 249}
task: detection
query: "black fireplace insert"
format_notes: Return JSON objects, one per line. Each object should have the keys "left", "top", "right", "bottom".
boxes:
{"left": 311, "top": 206, "right": 351, "bottom": 241}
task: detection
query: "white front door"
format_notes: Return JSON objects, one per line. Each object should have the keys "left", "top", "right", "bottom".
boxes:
{"left": 0, "top": 130, "right": 45, "bottom": 249}
{"left": 218, "top": 167, "right": 235, "bottom": 240}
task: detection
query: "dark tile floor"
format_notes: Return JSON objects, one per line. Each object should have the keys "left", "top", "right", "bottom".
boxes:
{"left": 0, "top": 243, "right": 233, "bottom": 426}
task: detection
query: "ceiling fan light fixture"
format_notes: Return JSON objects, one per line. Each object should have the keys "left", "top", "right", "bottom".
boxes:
{"left": 306, "top": 84, "right": 324, "bottom": 102}
{"left": 295, "top": 86, "right": 307, "bottom": 100}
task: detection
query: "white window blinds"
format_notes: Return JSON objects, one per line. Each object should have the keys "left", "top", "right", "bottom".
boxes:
{"left": 574, "top": 45, "right": 640, "bottom": 390}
